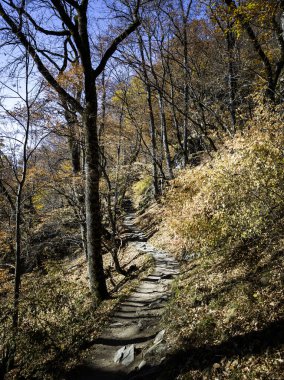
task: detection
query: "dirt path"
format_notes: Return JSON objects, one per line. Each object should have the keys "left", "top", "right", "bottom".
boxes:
{"left": 66, "top": 210, "right": 179, "bottom": 380}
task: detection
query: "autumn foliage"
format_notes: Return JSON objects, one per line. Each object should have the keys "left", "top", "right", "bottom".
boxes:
{"left": 153, "top": 103, "right": 284, "bottom": 379}
{"left": 164, "top": 103, "right": 284, "bottom": 258}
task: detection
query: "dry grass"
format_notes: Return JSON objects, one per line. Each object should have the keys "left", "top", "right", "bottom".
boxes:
{"left": 149, "top": 108, "right": 284, "bottom": 379}
{"left": 151, "top": 211, "right": 284, "bottom": 379}
{"left": 2, "top": 240, "right": 153, "bottom": 380}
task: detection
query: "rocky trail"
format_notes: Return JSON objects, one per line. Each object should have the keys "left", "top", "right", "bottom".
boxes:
{"left": 66, "top": 204, "right": 179, "bottom": 380}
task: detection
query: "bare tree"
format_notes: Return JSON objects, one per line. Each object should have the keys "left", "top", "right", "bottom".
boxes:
{"left": 0, "top": 51, "right": 48, "bottom": 371}
{"left": 223, "top": 0, "right": 284, "bottom": 102}
{"left": 0, "top": 0, "right": 142, "bottom": 304}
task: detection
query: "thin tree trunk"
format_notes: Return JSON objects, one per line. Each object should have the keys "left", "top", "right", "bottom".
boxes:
{"left": 9, "top": 53, "right": 31, "bottom": 371}
{"left": 183, "top": 22, "right": 190, "bottom": 167}
{"left": 158, "top": 92, "right": 173, "bottom": 180}
{"left": 137, "top": 32, "right": 160, "bottom": 196}
{"left": 80, "top": 222, "right": 87, "bottom": 258}
{"left": 64, "top": 107, "right": 81, "bottom": 173}
{"left": 169, "top": 80, "right": 183, "bottom": 151}
{"left": 112, "top": 104, "right": 127, "bottom": 276}
{"left": 147, "top": 86, "right": 160, "bottom": 195}
{"left": 227, "top": 27, "right": 237, "bottom": 133}
{"left": 99, "top": 70, "right": 106, "bottom": 142}
{"left": 5, "top": 185, "right": 23, "bottom": 373}
{"left": 12, "top": 187, "right": 22, "bottom": 332}
{"left": 224, "top": 0, "right": 278, "bottom": 102}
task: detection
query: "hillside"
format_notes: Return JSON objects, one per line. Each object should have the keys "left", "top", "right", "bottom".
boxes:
{"left": 146, "top": 110, "right": 284, "bottom": 379}
{"left": 1, "top": 1, "right": 284, "bottom": 379}
{"left": 1, "top": 110, "right": 284, "bottom": 379}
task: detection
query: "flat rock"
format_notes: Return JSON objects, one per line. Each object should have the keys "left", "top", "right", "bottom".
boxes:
{"left": 114, "top": 344, "right": 135, "bottom": 366}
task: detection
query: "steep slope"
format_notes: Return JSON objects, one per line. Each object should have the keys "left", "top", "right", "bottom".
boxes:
{"left": 149, "top": 111, "right": 284, "bottom": 379}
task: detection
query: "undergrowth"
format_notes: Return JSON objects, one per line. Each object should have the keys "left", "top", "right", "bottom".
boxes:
{"left": 1, "top": 245, "right": 152, "bottom": 380}
{"left": 152, "top": 104, "right": 284, "bottom": 379}
{"left": 166, "top": 108, "right": 284, "bottom": 259}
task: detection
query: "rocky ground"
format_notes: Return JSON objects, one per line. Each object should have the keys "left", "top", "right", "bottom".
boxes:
{"left": 64, "top": 209, "right": 179, "bottom": 380}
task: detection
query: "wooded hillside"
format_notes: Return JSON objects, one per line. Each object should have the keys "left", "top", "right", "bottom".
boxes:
{"left": 0, "top": 0, "right": 283, "bottom": 379}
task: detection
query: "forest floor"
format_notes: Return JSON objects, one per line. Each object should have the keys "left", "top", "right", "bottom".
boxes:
{"left": 63, "top": 207, "right": 179, "bottom": 380}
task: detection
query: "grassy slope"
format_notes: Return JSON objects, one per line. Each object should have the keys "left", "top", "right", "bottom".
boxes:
{"left": 150, "top": 110, "right": 284, "bottom": 379}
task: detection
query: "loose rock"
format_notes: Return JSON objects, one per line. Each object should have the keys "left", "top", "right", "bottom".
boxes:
{"left": 154, "top": 329, "right": 165, "bottom": 344}
{"left": 114, "top": 344, "right": 135, "bottom": 366}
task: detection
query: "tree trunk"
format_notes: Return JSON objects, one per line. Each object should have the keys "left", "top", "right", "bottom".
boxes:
{"left": 13, "top": 189, "right": 22, "bottom": 333}
{"left": 80, "top": 222, "right": 88, "bottom": 259}
{"left": 227, "top": 27, "right": 238, "bottom": 133}
{"left": 6, "top": 186, "right": 23, "bottom": 372}
{"left": 158, "top": 92, "right": 173, "bottom": 180}
{"left": 183, "top": 23, "right": 190, "bottom": 167}
{"left": 84, "top": 91, "right": 109, "bottom": 304}
{"left": 65, "top": 108, "right": 81, "bottom": 173}
{"left": 146, "top": 86, "right": 160, "bottom": 196}
{"left": 137, "top": 31, "right": 160, "bottom": 196}
{"left": 224, "top": 0, "right": 278, "bottom": 103}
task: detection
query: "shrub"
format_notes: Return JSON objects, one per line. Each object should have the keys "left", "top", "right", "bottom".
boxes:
{"left": 1, "top": 263, "right": 99, "bottom": 379}
{"left": 132, "top": 176, "right": 152, "bottom": 196}
{"left": 132, "top": 175, "right": 153, "bottom": 208}
{"left": 166, "top": 105, "right": 284, "bottom": 258}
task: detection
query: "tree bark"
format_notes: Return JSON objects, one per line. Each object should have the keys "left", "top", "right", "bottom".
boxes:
{"left": 147, "top": 86, "right": 160, "bottom": 195}
{"left": 226, "top": 27, "right": 237, "bottom": 133}
{"left": 182, "top": 15, "right": 190, "bottom": 167}
{"left": 137, "top": 32, "right": 160, "bottom": 196}
{"left": 62, "top": 99, "right": 82, "bottom": 173}
{"left": 158, "top": 92, "right": 173, "bottom": 180}
{"left": 84, "top": 95, "right": 109, "bottom": 303}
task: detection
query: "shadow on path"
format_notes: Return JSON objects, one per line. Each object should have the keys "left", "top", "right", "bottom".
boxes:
{"left": 93, "top": 334, "right": 156, "bottom": 346}
{"left": 64, "top": 202, "right": 180, "bottom": 380}
{"left": 65, "top": 365, "right": 127, "bottom": 380}
{"left": 65, "top": 363, "right": 164, "bottom": 380}
{"left": 65, "top": 319, "right": 284, "bottom": 380}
